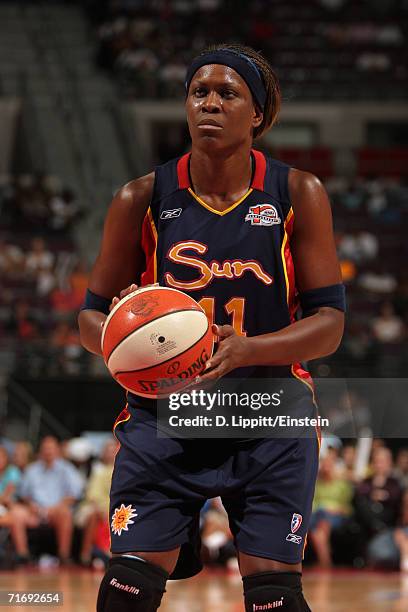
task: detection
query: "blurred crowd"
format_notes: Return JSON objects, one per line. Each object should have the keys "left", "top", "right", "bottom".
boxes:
{"left": 0, "top": 173, "right": 90, "bottom": 377}
{"left": 1, "top": 434, "right": 408, "bottom": 572}
{"left": 0, "top": 435, "right": 116, "bottom": 569}
{"left": 83, "top": 0, "right": 408, "bottom": 101}
{"left": 316, "top": 175, "right": 408, "bottom": 378}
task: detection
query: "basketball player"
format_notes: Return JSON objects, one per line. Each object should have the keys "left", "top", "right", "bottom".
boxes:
{"left": 79, "top": 45, "right": 345, "bottom": 611}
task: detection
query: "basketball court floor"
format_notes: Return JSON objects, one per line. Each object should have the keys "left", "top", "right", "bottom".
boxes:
{"left": 1, "top": 568, "right": 408, "bottom": 611}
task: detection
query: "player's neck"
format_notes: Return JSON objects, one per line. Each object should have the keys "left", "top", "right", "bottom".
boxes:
{"left": 189, "top": 144, "right": 253, "bottom": 200}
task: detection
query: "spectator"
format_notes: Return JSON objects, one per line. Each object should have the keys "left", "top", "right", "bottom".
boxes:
{"left": 69, "top": 260, "right": 89, "bottom": 309}
{"left": 362, "top": 490, "right": 408, "bottom": 571}
{"left": 48, "top": 188, "right": 81, "bottom": 233}
{"left": 201, "top": 497, "right": 236, "bottom": 569}
{"left": 393, "top": 448, "right": 408, "bottom": 489}
{"left": 0, "top": 239, "right": 24, "bottom": 279}
{"left": 309, "top": 450, "right": 353, "bottom": 567}
{"left": 394, "top": 490, "right": 408, "bottom": 572}
{"left": 12, "top": 442, "right": 33, "bottom": 474}
{"left": 357, "top": 231, "right": 379, "bottom": 262}
{"left": 359, "top": 268, "right": 398, "bottom": 294}
{"left": 50, "top": 322, "right": 83, "bottom": 375}
{"left": 5, "top": 300, "right": 40, "bottom": 341}
{"left": 25, "top": 237, "right": 56, "bottom": 297}
{"left": 76, "top": 438, "right": 118, "bottom": 566}
{"left": 0, "top": 446, "right": 21, "bottom": 507}
{"left": 338, "top": 230, "right": 379, "bottom": 264}
{"left": 64, "top": 437, "right": 93, "bottom": 481}
{"left": 25, "top": 237, "right": 54, "bottom": 275}
{"left": 17, "top": 436, "right": 83, "bottom": 564}
{"left": 372, "top": 302, "right": 405, "bottom": 344}
{"left": 354, "top": 447, "right": 403, "bottom": 567}
{"left": 337, "top": 444, "right": 358, "bottom": 482}
{"left": 0, "top": 445, "right": 32, "bottom": 565}
{"left": 340, "top": 181, "right": 365, "bottom": 211}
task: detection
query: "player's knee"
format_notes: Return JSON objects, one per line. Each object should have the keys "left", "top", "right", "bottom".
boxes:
{"left": 97, "top": 556, "right": 169, "bottom": 612}
{"left": 243, "top": 571, "right": 311, "bottom": 611}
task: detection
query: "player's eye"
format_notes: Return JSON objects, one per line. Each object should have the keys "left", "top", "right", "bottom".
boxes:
{"left": 221, "top": 89, "right": 236, "bottom": 98}
{"left": 194, "top": 87, "right": 207, "bottom": 97}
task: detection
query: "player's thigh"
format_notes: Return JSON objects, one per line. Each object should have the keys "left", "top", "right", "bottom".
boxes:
{"left": 223, "top": 435, "right": 319, "bottom": 566}
{"left": 110, "top": 417, "right": 207, "bottom": 558}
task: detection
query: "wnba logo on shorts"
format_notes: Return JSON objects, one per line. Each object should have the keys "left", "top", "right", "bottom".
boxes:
{"left": 291, "top": 513, "right": 302, "bottom": 533}
{"left": 286, "top": 513, "right": 303, "bottom": 545}
{"left": 245, "top": 204, "right": 281, "bottom": 227}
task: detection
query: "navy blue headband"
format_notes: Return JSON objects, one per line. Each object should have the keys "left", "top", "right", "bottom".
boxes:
{"left": 185, "top": 49, "right": 267, "bottom": 111}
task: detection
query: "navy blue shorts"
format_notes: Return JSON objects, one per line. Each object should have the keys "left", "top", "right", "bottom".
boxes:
{"left": 110, "top": 400, "right": 319, "bottom": 579}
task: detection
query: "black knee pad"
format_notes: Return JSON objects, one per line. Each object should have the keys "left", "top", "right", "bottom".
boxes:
{"left": 243, "top": 572, "right": 311, "bottom": 611}
{"left": 97, "top": 556, "right": 169, "bottom": 612}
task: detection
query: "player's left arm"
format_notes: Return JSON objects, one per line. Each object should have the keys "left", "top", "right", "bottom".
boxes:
{"left": 200, "top": 170, "right": 344, "bottom": 379}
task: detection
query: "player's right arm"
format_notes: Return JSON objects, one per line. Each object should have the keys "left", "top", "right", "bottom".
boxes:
{"left": 78, "top": 173, "right": 154, "bottom": 356}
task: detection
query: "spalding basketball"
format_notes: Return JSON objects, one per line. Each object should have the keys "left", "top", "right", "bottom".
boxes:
{"left": 101, "top": 286, "right": 214, "bottom": 398}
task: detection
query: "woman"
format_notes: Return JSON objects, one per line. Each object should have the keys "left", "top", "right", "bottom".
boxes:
{"left": 0, "top": 445, "right": 32, "bottom": 565}
{"left": 79, "top": 44, "right": 345, "bottom": 612}
{"left": 309, "top": 449, "right": 353, "bottom": 568}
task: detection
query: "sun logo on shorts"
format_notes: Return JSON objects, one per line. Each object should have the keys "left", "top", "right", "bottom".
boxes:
{"left": 111, "top": 504, "right": 138, "bottom": 536}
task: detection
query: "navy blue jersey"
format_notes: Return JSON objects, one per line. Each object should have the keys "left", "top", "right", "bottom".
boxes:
{"left": 110, "top": 150, "right": 320, "bottom": 579}
{"left": 128, "top": 149, "right": 314, "bottom": 407}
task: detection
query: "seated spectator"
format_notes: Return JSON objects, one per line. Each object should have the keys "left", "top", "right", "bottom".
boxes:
{"left": 337, "top": 444, "right": 357, "bottom": 482}
{"left": 25, "top": 237, "right": 56, "bottom": 297}
{"left": 200, "top": 497, "right": 236, "bottom": 570}
{"left": 354, "top": 447, "right": 403, "bottom": 567}
{"left": 5, "top": 300, "right": 40, "bottom": 341}
{"left": 359, "top": 268, "right": 398, "bottom": 294}
{"left": 48, "top": 188, "right": 81, "bottom": 233}
{"left": 0, "top": 239, "right": 25, "bottom": 278}
{"left": 75, "top": 438, "right": 118, "bottom": 565}
{"left": 393, "top": 448, "right": 408, "bottom": 489}
{"left": 309, "top": 450, "right": 353, "bottom": 567}
{"left": 63, "top": 437, "right": 93, "bottom": 481}
{"left": 17, "top": 436, "right": 83, "bottom": 564}
{"left": 69, "top": 260, "right": 89, "bottom": 309}
{"left": 25, "top": 236, "right": 53, "bottom": 272}
{"left": 50, "top": 322, "right": 83, "bottom": 375}
{"left": 0, "top": 445, "right": 30, "bottom": 565}
{"left": 394, "top": 490, "right": 408, "bottom": 572}
{"left": 12, "top": 442, "right": 33, "bottom": 474}
{"left": 364, "top": 489, "right": 408, "bottom": 571}
{"left": 0, "top": 446, "right": 21, "bottom": 509}
{"left": 372, "top": 302, "right": 405, "bottom": 344}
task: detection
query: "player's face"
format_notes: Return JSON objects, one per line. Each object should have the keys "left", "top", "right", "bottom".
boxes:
{"left": 186, "top": 64, "right": 263, "bottom": 150}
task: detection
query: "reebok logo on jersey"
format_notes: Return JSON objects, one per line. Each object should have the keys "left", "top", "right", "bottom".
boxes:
{"left": 160, "top": 208, "right": 182, "bottom": 220}
{"left": 245, "top": 204, "right": 281, "bottom": 226}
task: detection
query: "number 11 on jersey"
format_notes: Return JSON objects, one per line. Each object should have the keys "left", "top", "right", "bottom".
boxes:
{"left": 199, "top": 297, "right": 247, "bottom": 336}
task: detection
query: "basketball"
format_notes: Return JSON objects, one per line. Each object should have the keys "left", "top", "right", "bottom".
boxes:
{"left": 101, "top": 286, "right": 214, "bottom": 398}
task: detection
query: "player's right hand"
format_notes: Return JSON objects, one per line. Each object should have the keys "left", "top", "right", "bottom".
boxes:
{"left": 109, "top": 283, "right": 159, "bottom": 311}
{"left": 109, "top": 284, "right": 139, "bottom": 311}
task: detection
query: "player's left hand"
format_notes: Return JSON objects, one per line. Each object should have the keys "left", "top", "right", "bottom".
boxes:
{"left": 198, "top": 324, "right": 252, "bottom": 382}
